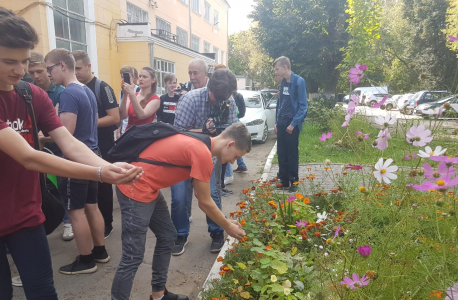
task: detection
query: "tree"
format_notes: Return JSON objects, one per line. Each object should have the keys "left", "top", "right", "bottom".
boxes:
{"left": 250, "top": 0, "right": 350, "bottom": 93}
{"left": 228, "top": 29, "right": 275, "bottom": 89}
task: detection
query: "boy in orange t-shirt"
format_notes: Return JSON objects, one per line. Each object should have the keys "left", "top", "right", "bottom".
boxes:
{"left": 113, "top": 123, "right": 251, "bottom": 300}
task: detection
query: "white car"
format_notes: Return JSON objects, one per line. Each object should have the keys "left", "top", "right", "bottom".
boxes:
{"left": 239, "top": 90, "right": 277, "bottom": 143}
{"left": 362, "top": 92, "right": 389, "bottom": 107}
{"left": 384, "top": 94, "right": 402, "bottom": 110}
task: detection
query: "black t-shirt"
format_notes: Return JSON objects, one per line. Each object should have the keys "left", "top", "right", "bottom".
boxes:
{"left": 157, "top": 93, "right": 181, "bottom": 125}
{"left": 85, "top": 76, "right": 119, "bottom": 139}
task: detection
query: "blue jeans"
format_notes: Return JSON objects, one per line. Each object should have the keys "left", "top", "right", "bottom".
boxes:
{"left": 237, "top": 157, "right": 247, "bottom": 169}
{"left": 170, "top": 158, "right": 224, "bottom": 238}
{"left": 225, "top": 163, "right": 233, "bottom": 177}
{"left": 0, "top": 225, "right": 58, "bottom": 300}
{"left": 112, "top": 189, "right": 176, "bottom": 300}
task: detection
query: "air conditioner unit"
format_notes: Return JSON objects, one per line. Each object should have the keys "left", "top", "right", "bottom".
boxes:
{"left": 150, "top": 0, "right": 158, "bottom": 8}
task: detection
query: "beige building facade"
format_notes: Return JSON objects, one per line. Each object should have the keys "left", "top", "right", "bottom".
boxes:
{"left": 2, "top": 0, "right": 229, "bottom": 96}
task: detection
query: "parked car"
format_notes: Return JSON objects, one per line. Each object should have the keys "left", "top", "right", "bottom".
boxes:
{"left": 405, "top": 90, "right": 451, "bottom": 115}
{"left": 397, "top": 93, "right": 415, "bottom": 114}
{"left": 260, "top": 89, "right": 279, "bottom": 104}
{"left": 344, "top": 86, "right": 388, "bottom": 104}
{"left": 239, "top": 90, "right": 276, "bottom": 143}
{"left": 414, "top": 95, "right": 458, "bottom": 117}
{"left": 362, "top": 92, "right": 390, "bottom": 107}
{"left": 383, "top": 94, "right": 402, "bottom": 110}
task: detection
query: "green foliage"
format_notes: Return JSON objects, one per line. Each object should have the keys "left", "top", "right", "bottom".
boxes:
{"left": 250, "top": 0, "right": 349, "bottom": 93}
{"left": 306, "top": 96, "right": 343, "bottom": 132}
{"left": 228, "top": 30, "right": 275, "bottom": 89}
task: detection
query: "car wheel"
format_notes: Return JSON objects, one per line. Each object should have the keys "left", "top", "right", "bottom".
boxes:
{"left": 369, "top": 100, "right": 377, "bottom": 107}
{"left": 406, "top": 109, "right": 413, "bottom": 115}
{"left": 260, "top": 122, "right": 268, "bottom": 144}
{"left": 386, "top": 104, "right": 393, "bottom": 111}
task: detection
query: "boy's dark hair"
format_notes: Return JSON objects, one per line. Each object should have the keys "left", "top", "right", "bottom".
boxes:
{"left": 72, "top": 50, "right": 90, "bottom": 65}
{"left": 207, "top": 69, "right": 237, "bottom": 99}
{"left": 120, "top": 65, "right": 134, "bottom": 76}
{"left": 221, "top": 123, "right": 252, "bottom": 152}
{"left": 163, "top": 73, "right": 176, "bottom": 84}
{"left": 273, "top": 56, "right": 291, "bottom": 69}
{"left": 0, "top": 8, "right": 38, "bottom": 49}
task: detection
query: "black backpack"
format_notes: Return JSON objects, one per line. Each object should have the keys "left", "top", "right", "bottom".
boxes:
{"left": 107, "top": 122, "right": 211, "bottom": 168}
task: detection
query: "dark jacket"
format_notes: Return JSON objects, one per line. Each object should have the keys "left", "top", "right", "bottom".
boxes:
{"left": 277, "top": 71, "right": 308, "bottom": 131}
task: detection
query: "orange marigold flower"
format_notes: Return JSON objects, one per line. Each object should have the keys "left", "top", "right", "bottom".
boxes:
{"left": 218, "top": 271, "right": 225, "bottom": 276}
{"left": 313, "top": 231, "right": 321, "bottom": 237}
{"left": 296, "top": 193, "right": 304, "bottom": 200}
{"left": 229, "top": 248, "right": 236, "bottom": 252}
{"left": 240, "top": 236, "right": 247, "bottom": 242}
{"left": 430, "top": 291, "right": 442, "bottom": 298}
{"left": 217, "top": 256, "right": 223, "bottom": 262}
{"left": 240, "top": 219, "right": 246, "bottom": 226}
{"left": 265, "top": 245, "right": 272, "bottom": 250}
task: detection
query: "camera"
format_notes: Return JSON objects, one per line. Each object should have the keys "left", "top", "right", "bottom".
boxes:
{"left": 175, "top": 82, "right": 191, "bottom": 94}
{"left": 203, "top": 98, "right": 230, "bottom": 136}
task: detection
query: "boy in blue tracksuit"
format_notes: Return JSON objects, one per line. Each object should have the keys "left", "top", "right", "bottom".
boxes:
{"left": 273, "top": 56, "right": 308, "bottom": 193}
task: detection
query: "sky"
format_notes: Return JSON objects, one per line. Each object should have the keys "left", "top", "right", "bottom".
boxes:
{"left": 228, "top": 0, "right": 256, "bottom": 35}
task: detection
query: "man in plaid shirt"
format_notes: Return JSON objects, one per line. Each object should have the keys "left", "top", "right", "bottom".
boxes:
{"left": 172, "top": 69, "right": 238, "bottom": 255}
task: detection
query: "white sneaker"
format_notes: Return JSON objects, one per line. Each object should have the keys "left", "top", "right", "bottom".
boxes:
{"left": 62, "top": 224, "right": 74, "bottom": 241}
{"left": 224, "top": 175, "right": 234, "bottom": 185}
{"left": 12, "top": 276, "right": 22, "bottom": 287}
{"left": 189, "top": 215, "right": 193, "bottom": 223}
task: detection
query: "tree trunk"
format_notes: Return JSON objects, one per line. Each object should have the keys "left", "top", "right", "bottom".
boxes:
{"left": 325, "top": 68, "right": 341, "bottom": 94}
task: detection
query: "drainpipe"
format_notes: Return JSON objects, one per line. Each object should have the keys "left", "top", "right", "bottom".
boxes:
{"left": 189, "top": 2, "right": 192, "bottom": 48}
{"left": 150, "top": 42, "right": 154, "bottom": 68}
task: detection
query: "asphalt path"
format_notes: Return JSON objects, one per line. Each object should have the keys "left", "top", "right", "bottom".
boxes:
{"left": 10, "top": 134, "right": 277, "bottom": 300}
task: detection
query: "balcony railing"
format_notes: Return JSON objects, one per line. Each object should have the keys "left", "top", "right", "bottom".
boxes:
{"left": 151, "top": 29, "right": 179, "bottom": 44}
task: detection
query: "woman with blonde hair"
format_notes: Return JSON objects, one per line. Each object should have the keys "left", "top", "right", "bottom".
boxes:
{"left": 120, "top": 67, "right": 160, "bottom": 131}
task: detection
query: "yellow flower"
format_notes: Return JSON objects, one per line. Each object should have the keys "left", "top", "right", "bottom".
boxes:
{"left": 359, "top": 186, "right": 367, "bottom": 193}
{"left": 271, "top": 275, "right": 277, "bottom": 282}
{"left": 284, "top": 288, "right": 291, "bottom": 295}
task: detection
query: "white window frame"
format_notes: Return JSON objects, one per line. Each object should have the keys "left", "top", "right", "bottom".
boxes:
{"left": 156, "top": 17, "right": 171, "bottom": 33}
{"left": 154, "top": 58, "right": 176, "bottom": 95}
{"left": 127, "top": 1, "right": 149, "bottom": 23}
{"left": 204, "top": 1, "right": 211, "bottom": 22}
{"left": 214, "top": 10, "right": 219, "bottom": 28}
{"left": 203, "top": 41, "right": 211, "bottom": 53}
{"left": 191, "top": 34, "right": 200, "bottom": 52}
{"left": 221, "top": 50, "right": 225, "bottom": 65}
{"left": 191, "top": 0, "right": 200, "bottom": 14}
{"left": 178, "top": 0, "right": 188, "bottom": 5}
{"left": 46, "top": 0, "right": 98, "bottom": 76}
{"left": 213, "top": 46, "right": 219, "bottom": 63}
{"left": 176, "top": 27, "right": 188, "bottom": 47}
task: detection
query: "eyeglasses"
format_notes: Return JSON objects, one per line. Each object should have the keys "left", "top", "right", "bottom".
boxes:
{"left": 46, "top": 62, "right": 61, "bottom": 74}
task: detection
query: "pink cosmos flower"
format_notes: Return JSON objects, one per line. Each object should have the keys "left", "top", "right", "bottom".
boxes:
{"left": 357, "top": 245, "right": 372, "bottom": 257}
{"left": 348, "top": 63, "right": 367, "bottom": 85}
{"left": 423, "top": 162, "right": 456, "bottom": 180}
{"left": 333, "top": 225, "right": 340, "bottom": 241}
{"left": 445, "top": 283, "right": 458, "bottom": 300}
{"left": 374, "top": 114, "right": 396, "bottom": 127}
{"left": 413, "top": 176, "right": 458, "bottom": 191}
{"left": 346, "top": 164, "right": 362, "bottom": 170}
{"left": 319, "top": 132, "right": 333, "bottom": 142}
{"left": 341, "top": 113, "right": 352, "bottom": 128}
{"left": 373, "top": 128, "right": 391, "bottom": 151}
{"left": 372, "top": 95, "right": 389, "bottom": 109}
{"left": 356, "top": 131, "right": 370, "bottom": 140}
{"left": 287, "top": 196, "right": 295, "bottom": 202}
{"left": 430, "top": 156, "right": 458, "bottom": 164}
{"left": 449, "top": 34, "right": 458, "bottom": 42}
{"left": 351, "top": 94, "right": 360, "bottom": 105}
{"left": 406, "top": 125, "right": 433, "bottom": 147}
{"left": 295, "top": 220, "right": 308, "bottom": 228}
{"left": 341, "top": 273, "right": 370, "bottom": 289}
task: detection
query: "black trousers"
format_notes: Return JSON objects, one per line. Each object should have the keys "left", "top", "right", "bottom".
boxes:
{"left": 276, "top": 117, "right": 299, "bottom": 186}
{"left": 98, "top": 133, "right": 115, "bottom": 229}
{"left": 221, "top": 163, "right": 228, "bottom": 189}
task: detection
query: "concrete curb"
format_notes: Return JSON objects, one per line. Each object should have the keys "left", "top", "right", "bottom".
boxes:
{"left": 198, "top": 141, "right": 278, "bottom": 297}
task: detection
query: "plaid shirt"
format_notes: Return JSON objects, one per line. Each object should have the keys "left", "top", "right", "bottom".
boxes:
{"left": 174, "top": 87, "right": 238, "bottom": 130}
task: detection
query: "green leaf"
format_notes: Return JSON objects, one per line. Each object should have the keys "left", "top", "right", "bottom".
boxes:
{"left": 271, "top": 284, "right": 284, "bottom": 292}
{"left": 252, "top": 238, "right": 263, "bottom": 247}
{"left": 227, "top": 264, "right": 235, "bottom": 271}
{"left": 281, "top": 239, "right": 290, "bottom": 245}
{"left": 237, "top": 262, "right": 247, "bottom": 270}
{"left": 247, "top": 261, "right": 255, "bottom": 265}
{"left": 253, "top": 285, "right": 262, "bottom": 292}
{"left": 260, "top": 258, "right": 271, "bottom": 264}
{"left": 271, "top": 260, "right": 288, "bottom": 274}
{"left": 247, "top": 233, "right": 255, "bottom": 238}
{"left": 294, "top": 280, "right": 305, "bottom": 291}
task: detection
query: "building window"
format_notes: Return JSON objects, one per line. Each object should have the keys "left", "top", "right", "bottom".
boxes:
{"left": 221, "top": 50, "right": 225, "bottom": 64}
{"left": 191, "top": 0, "right": 200, "bottom": 14}
{"left": 52, "top": 0, "right": 87, "bottom": 52}
{"left": 204, "top": 2, "right": 211, "bottom": 22}
{"left": 203, "top": 41, "right": 211, "bottom": 53}
{"left": 213, "top": 46, "right": 219, "bottom": 63}
{"left": 178, "top": 0, "right": 188, "bottom": 4}
{"left": 127, "top": 1, "right": 149, "bottom": 23}
{"left": 154, "top": 58, "right": 176, "bottom": 95}
{"left": 214, "top": 10, "right": 219, "bottom": 28}
{"left": 156, "top": 17, "right": 171, "bottom": 33}
{"left": 177, "top": 27, "right": 188, "bottom": 47}
{"left": 191, "top": 35, "right": 200, "bottom": 52}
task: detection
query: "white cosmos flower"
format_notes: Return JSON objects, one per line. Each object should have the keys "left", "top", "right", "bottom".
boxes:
{"left": 373, "top": 157, "right": 398, "bottom": 184}
{"left": 284, "top": 288, "right": 291, "bottom": 296}
{"left": 418, "top": 146, "right": 447, "bottom": 158}
{"left": 271, "top": 275, "right": 277, "bottom": 282}
{"left": 317, "top": 211, "right": 327, "bottom": 222}
{"left": 374, "top": 114, "right": 397, "bottom": 127}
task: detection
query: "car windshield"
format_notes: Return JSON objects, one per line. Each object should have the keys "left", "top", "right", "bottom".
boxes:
{"left": 412, "top": 92, "right": 423, "bottom": 100}
{"left": 239, "top": 91, "right": 263, "bottom": 108}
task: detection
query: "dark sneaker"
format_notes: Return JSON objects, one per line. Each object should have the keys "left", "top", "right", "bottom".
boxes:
{"left": 59, "top": 259, "right": 97, "bottom": 275}
{"left": 234, "top": 167, "right": 248, "bottom": 172}
{"left": 210, "top": 233, "right": 225, "bottom": 253}
{"left": 222, "top": 188, "right": 233, "bottom": 194}
{"left": 104, "top": 225, "right": 113, "bottom": 239}
{"left": 93, "top": 249, "right": 110, "bottom": 263}
{"left": 172, "top": 236, "right": 188, "bottom": 256}
{"left": 288, "top": 185, "right": 298, "bottom": 193}
{"left": 149, "top": 289, "right": 189, "bottom": 300}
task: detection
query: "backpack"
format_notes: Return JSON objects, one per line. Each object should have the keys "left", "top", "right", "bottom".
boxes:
{"left": 93, "top": 78, "right": 120, "bottom": 130}
{"left": 107, "top": 122, "right": 211, "bottom": 168}
{"left": 13, "top": 81, "right": 65, "bottom": 235}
